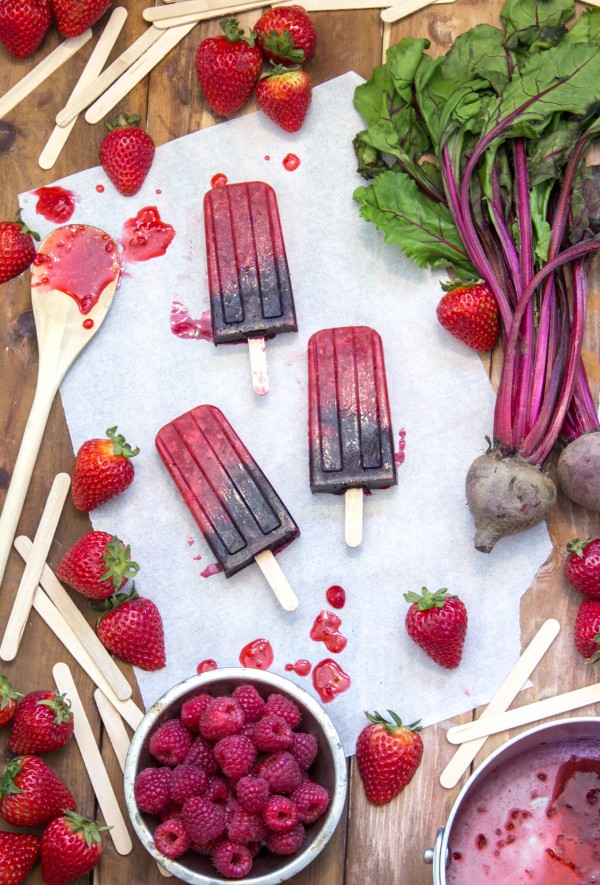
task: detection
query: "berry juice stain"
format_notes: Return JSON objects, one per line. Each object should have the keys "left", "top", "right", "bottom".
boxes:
{"left": 310, "top": 610, "right": 347, "bottom": 653}
{"left": 82, "top": 318, "right": 94, "bottom": 329}
{"left": 264, "top": 155, "right": 270, "bottom": 161}
{"left": 395, "top": 428, "right": 407, "bottom": 467}
{"left": 325, "top": 585, "right": 346, "bottom": 609}
{"left": 285, "top": 660, "right": 311, "bottom": 677}
{"left": 200, "top": 562, "right": 223, "bottom": 578}
{"left": 33, "top": 186, "right": 76, "bottom": 223}
{"left": 239, "top": 639, "right": 273, "bottom": 670}
{"left": 96, "top": 184, "right": 105, "bottom": 193}
{"left": 312, "top": 659, "right": 351, "bottom": 703}
{"left": 170, "top": 301, "right": 213, "bottom": 341}
{"left": 282, "top": 153, "right": 300, "bottom": 171}
{"left": 155, "top": 188, "right": 162, "bottom": 195}
{"left": 121, "top": 206, "right": 175, "bottom": 263}
{"left": 197, "top": 659, "right": 218, "bottom": 674}
{"left": 210, "top": 173, "right": 228, "bottom": 188}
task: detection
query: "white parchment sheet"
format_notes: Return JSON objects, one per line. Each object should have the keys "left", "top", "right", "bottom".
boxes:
{"left": 19, "top": 72, "right": 551, "bottom": 755}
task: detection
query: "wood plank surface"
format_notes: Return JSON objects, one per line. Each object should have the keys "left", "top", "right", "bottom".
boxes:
{"left": 0, "top": 2, "right": 599, "bottom": 884}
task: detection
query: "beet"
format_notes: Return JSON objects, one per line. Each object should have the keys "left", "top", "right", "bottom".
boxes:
{"left": 557, "top": 431, "right": 600, "bottom": 512}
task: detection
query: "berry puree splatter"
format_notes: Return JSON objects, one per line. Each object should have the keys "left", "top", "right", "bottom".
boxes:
{"left": 282, "top": 153, "right": 301, "bottom": 171}
{"left": 33, "top": 186, "right": 76, "bottom": 223}
{"left": 197, "top": 659, "right": 218, "bottom": 674}
{"left": 395, "top": 428, "right": 407, "bottom": 467}
{"left": 210, "top": 173, "right": 228, "bottom": 188}
{"left": 170, "top": 301, "right": 213, "bottom": 341}
{"left": 312, "top": 659, "right": 351, "bottom": 703}
{"left": 310, "top": 610, "right": 347, "bottom": 653}
{"left": 285, "top": 660, "right": 311, "bottom": 677}
{"left": 239, "top": 639, "right": 273, "bottom": 670}
{"left": 326, "top": 585, "right": 346, "bottom": 609}
{"left": 200, "top": 562, "right": 223, "bottom": 578}
{"left": 120, "top": 206, "right": 175, "bottom": 263}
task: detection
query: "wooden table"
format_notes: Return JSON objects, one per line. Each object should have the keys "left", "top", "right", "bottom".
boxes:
{"left": 1, "top": 1, "right": 599, "bottom": 883}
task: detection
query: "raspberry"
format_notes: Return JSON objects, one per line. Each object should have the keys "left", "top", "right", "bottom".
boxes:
{"left": 291, "top": 779, "right": 330, "bottom": 823}
{"left": 256, "top": 751, "right": 302, "bottom": 795}
{"left": 236, "top": 775, "right": 270, "bottom": 813}
{"left": 214, "top": 734, "right": 256, "bottom": 780}
{"left": 153, "top": 817, "right": 192, "bottom": 859}
{"left": 185, "top": 734, "right": 219, "bottom": 774}
{"left": 204, "top": 776, "right": 231, "bottom": 806}
{"left": 199, "top": 696, "right": 245, "bottom": 741}
{"left": 169, "top": 764, "right": 208, "bottom": 804}
{"left": 265, "top": 822, "right": 305, "bottom": 855}
{"left": 159, "top": 802, "right": 183, "bottom": 822}
{"left": 232, "top": 684, "right": 265, "bottom": 723}
{"left": 134, "top": 766, "right": 172, "bottom": 814}
{"left": 261, "top": 794, "right": 299, "bottom": 832}
{"left": 212, "top": 840, "right": 253, "bottom": 878}
{"left": 252, "top": 714, "right": 293, "bottom": 752}
{"left": 227, "top": 805, "right": 267, "bottom": 844}
{"left": 181, "top": 693, "right": 213, "bottom": 732}
{"left": 182, "top": 796, "right": 227, "bottom": 845}
{"left": 149, "top": 718, "right": 192, "bottom": 766}
{"left": 289, "top": 731, "right": 318, "bottom": 770}
{"left": 265, "top": 693, "right": 302, "bottom": 728}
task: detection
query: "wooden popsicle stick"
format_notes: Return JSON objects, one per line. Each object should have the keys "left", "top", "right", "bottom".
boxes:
{"left": 0, "top": 474, "right": 70, "bottom": 662}
{"left": 439, "top": 619, "right": 560, "bottom": 789}
{"left": 53, "top": 663, "right": 133, "bottom": 855}
{"left": 381, "top": 0, "right": 454, "bottom": 21}
{"left": 84, "top": 22, "right": 196, "bottom": 124}
{"left": 447, "top": 680, "right": 600, "bottom": 745}
{"left": 14, "top": 536, "right": 132, "bottom": 701}
{"left": 0, "top": 30, "right": 92, "bottom": 120}
{"left": 39, "top": 8, "right": 128, "bottom": 170}
{"left": 144, "top": 0, "right": 265, "bottom": 21}
{"left": 254, "top": 549, "right": 298, "bottom": 611}
{"left": 248, "top": 337, "right": 269, "bottom": 396}
{"left": 275, "top": 0, "right": 395, "bottom": 8}
{"left": 344, "top": 488, "right": 363, "bottom": 548}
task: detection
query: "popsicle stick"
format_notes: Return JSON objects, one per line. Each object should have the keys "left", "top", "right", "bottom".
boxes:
{"left": 439, "top": 619, "right": 560, "bottom": 789}
{"left": 144, "top": 0, "right": 267, "bottom": 21}
{"left": 84, "top": 22, "right": 195, "bottom": 123}
{"left": 39, "top": 8, "right": 128, "bottom": 170}
{"left": 53, "top": 663, "right": 133, "bottom": 855}
{"left": 447, "top": 680, "right": 600, "bottom": 745}
{"left": 344, "top": 488, "right": 363, "bottom": 548}
{"left": 0, "top": 474, "right": 70, "bottom": 662}
{"left": 381, "top": 0, "right": 454, "bottom": 21}
{"left": 254, "top": 549, "right": 298, "bottom": 611}
{"left": 248, "top": 337, "right": 269, "bottom": 396}
{"left": 14, "top": 536, "right": 132, "bottom": 701}
{"left": 276, "top": 0, "right": 395, "bottom": 7}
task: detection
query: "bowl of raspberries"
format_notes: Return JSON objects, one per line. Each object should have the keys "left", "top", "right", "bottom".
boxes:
{"left": 123, "top": 668, "right": 347, "bottom": 881}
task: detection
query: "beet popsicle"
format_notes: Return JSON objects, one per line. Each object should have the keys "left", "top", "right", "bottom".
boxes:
{"left": 308, "top": 326, "right": 397, "bottom": 547}
{"left": 203, "top": 180, "right": 297, "bottom": 395}
{"left": 156, "top": 404, "right": 299, "bottom": 611}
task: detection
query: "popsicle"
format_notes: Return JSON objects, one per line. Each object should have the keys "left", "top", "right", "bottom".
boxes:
{"left": 308, "top": 325, "right": 397, "bottom": 547}
{"left": 156, "top": 404, "right": 299, "bottom": 610}
{"left": 203, "top": 181, "right": 297, "bottom": 395}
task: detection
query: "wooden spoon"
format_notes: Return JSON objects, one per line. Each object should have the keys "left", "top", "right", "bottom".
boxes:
{"left": 0, "top": 225, "right": 121, "bottom": 592}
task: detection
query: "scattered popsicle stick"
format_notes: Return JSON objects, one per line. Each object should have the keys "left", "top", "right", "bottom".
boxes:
{"left": 85, "top": 22, "right": 196, "bottom": 124}
{"left": 53, "top": 663, "right": 133, "bottom": 855}
{"left": 439, "top": 619, "right": 560, "bottom": 789}
{"left": 381, "top": 0, "right": 454, "bottom": 21}
{"left": 144, "top": 0, "right": 267, "bottom": 21}
{"left": 0, "top": 474, "right": 70, "bottom": 662}
{"left": 14, "top": 536, "right": 132, "bottom": 701}
{"left": 248, "top": 337, "right": 269, "bottom": 396}
{"left": 275, "top": 0, "right": 394, "bottom": 7}
{"left": 39, "top": 8, "right": 128, "bottom": 170}
{"left": 254, "top": 549, "right": 299, "bottom": 612}
{"left": 344, "top": 488, "right": 363, "bottom": 548}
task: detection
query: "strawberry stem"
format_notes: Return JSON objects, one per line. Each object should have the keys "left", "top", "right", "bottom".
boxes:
{"left": 101, "top": 536, "right": 139, "bottom": 590}
{"left": 105, "top": 113, "right": 141, "bottom": 132}
{"left": 106, "top": 427, "right": 139, "bottom": 459}
{"left": 566, "top": 537, "right": 592, "bottom": 557}
{"left": 403, "top": 587, "right": 455, "bottom": 611}
{"left": 93, "top": 584, "right": 139, "bottom": 620}
{"left": 221, "top": 17, "right": 256, "bottom": 46}
{"left": 38, "top": 693, "right": 73, "bottom": 725}
{"left": 0, "top": 675, "right": 22, "bottom": 709}
{"left": 61, "top": 809, "right": 111, "bottom": 845}
{"left": 364, "top": 710, "right": 422, "bottom": 734}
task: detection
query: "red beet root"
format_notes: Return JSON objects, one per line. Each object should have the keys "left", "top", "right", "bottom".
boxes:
{"left": 557, "top": 431, "right": 600, "bottom": 513}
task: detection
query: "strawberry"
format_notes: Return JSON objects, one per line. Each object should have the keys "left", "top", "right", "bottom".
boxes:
{"left": 564, "top": 537, "right": 600, "bottom": 599}
{"left": 50, "top": 0, "right": 112, "bottom": 37}
{"left": 256, "top": 66, "right": 312, "bottom": 133}
{"left": 404, "top": 587, "right": 468, "bottom": 669}
{"left": 574, "top": 598, "right": 600, "bottom": 661}
{"left": 195, "top": 18, "right": 262, "bottom": 117}
{"left": 254, "top": 5, "right": 317, "bottom": 64}
{"left": 40, "top": 810, "right": 108, "bottom": 884}
{"left": 0, "top": 0, "right": 52, "bottom": 58}
{"left": 8, "top": 690, "right": 74, "bottom": 755}
{"left": 436, "top": 282, "right": 499, "bottom": 352}
{"left": 57, "top": 530, "right": 139, "bottom": 599}
{"left": 355, "top": 710, "right": 423, "bottom": 805}
{"left": 0, "top": 756, "right": 76, "bottom": 827}
{"left": 99, "top": 113, "right": 155, "bottom": 197}
{"left": 71, "top": 425, "right": 139, "bottom": 511}
{"left": 95, "top": 585, "right": 166, "bottom": 671}
{"left": 0, "top": 218, "right": 38, "bottom": 284}
{"left": 0, "top": 675, "right": 22, "bottom": 728}
{"left": 0, "top": 831, "right": 41, "bottom": 885}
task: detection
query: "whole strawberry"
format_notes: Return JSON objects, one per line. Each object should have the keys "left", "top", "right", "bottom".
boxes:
{"left": 574, "top": 598, "right": 600, "bottom": 661}
{"left": 436, "top": 282, "right": 499, "bottom": 352}
{"left": 51, "top": 0, "right": 112, "bottom": 37}
{"left": 0, "top": 0, "right": 52, "bottom": 58}
{"left": 0, "top": 219, "right": 38, "bottom": 284}
{"left": 57, "top": 531, "right": 139, "bottom": 599}
{"left": 254, "top": 5, "right": 317, "bottom": 64}
{"left": 8, "top": 690, "right": 74, "bottom": 755}
{"left": 564, "top": 537, "right": 600, "bottom": 599}
{"left": 195, "top": 18, "right": 262, "bottom": 117}
{"left": 0, "top": 831, "right": 41, "bottom": 885}
{"left": 71, "top": 425, "right": 139, "bottom": 511}
{"left": 0, "top": 675, "right": 22, "bottom": 728}
{"left": 0, "top": 756, "right": 76, "bottom": 827}
{"left": 404, "top": 587, "right": 468, "bottom": 669}
{"left": 355, "top": 710, "right": 423, "bottom": 805}
{"left": 99, "top": 113, "right": 155, "bottom": 197}
{"left": 96, "top": 585, "right": 166, "bottom": 671}
{"left": 40, "top": 810, "right": 108, "bottom": 884}
{"left": 256, "top": 66, "right": 312, "bottom": 133}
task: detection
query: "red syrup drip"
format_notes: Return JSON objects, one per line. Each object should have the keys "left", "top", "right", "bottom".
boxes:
{"left": 170, "top": 301, "right": 213, "bottom": 341}
{"left": 200, "top": 562, "right": 223, "bottom": 578}
{"left": 264, "top": 155, "right": 271, "bottom": 161}
{"left": 155, "top": 189, "right": 162, "bottom": 194}
{"left": 96, "top": 184, "right": 105, "bottom": 193}
{"left": 395, "top": 428, "right": 407, "bottom": 467}
{"left": 239, "top": 639, "right": 274, "bottom": 670}
{"left": 82, "top": 318, "right": 94, "bottom": 329}
{"left": 282, "top": 153, "right": 300, "bottom": 171}
{"left": 310, "top": 610, "right": 347, "bottom": 653}
{"left": 210, "top": 173, "right": 228, "bottom": 188}
{"left": 121, "top": 206, "right": 175, "bottom": 263}
{"left": 197, "top": 659, "right": 218, "bottom": 674}
{"left": 285, "top": 660, "right": 311, "bottom": 677}
{"left": 325, "top": 585, "right": 346, "bottom": 609}
{"left": 33, "top": 186, "right": 76, "bottom": 223}
{"left": 32, "top": 225, "right": 120, "bottom": 315}
{"left": 312, "top": 659, "right": 351, "bottom": 703}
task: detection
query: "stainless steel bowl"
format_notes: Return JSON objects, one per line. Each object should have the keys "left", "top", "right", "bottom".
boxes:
{"left": 124, "top": 668, "right": 348, "bottom": 883}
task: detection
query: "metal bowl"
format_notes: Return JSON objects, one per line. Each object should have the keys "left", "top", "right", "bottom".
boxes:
{"left": 124, "top": 668, "right": 348, "bottom": 883}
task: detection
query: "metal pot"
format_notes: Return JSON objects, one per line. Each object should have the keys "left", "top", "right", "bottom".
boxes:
{"left": 424, "top": 716, "right": 600, "bottom": 884}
